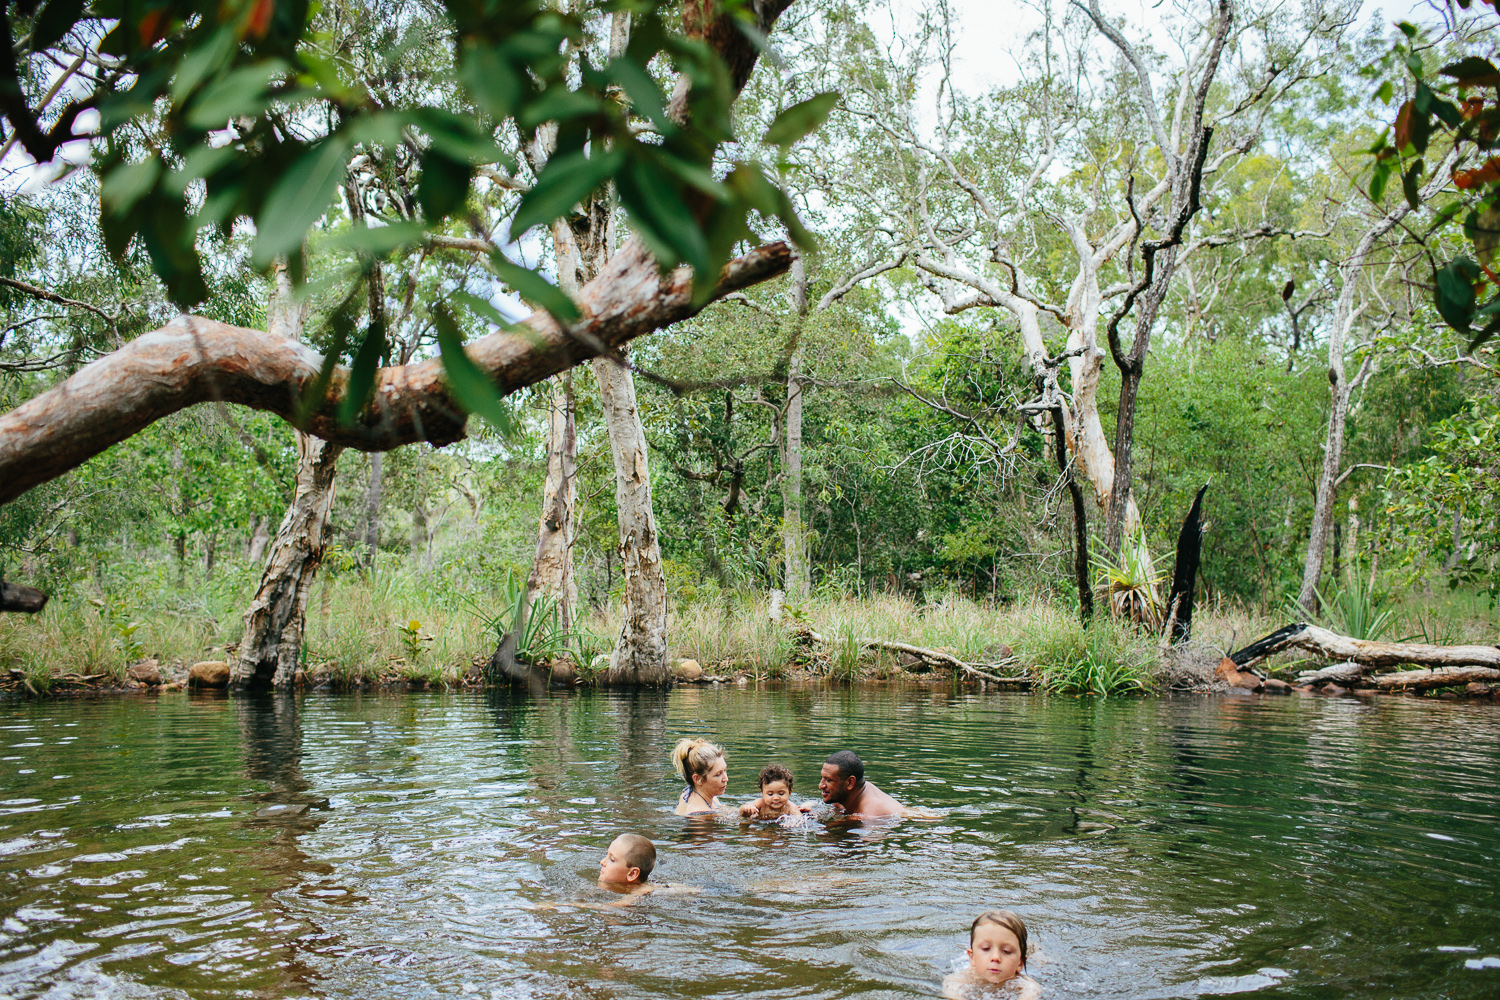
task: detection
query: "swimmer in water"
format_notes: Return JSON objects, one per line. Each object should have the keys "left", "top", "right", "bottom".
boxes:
{"left": 597, "top": 833, "right": 657, "bottom": 893}
{"left": 942, "top": 910, "right": 1040, "bottom": 998}
{"left": 738, "top": 763, "right": 814, "bottom": 822}
{"left": 596, "top": 833, "right": 698, "bottom": 901}
{"left": 818, "top": 749, "right": 905, "bottom": 819}
{"left": 671, "top": 737, "right": 728, "bottom": 815}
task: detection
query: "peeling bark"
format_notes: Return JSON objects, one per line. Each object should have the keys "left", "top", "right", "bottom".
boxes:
{"left": 234, "top": 265, "right": 343, "bottom": 691}
{"left": 597, "top": 347, "right": 670, "bottom": 687}
{"left": 234, "top": 433, "right": 343, "bottom": 689}
{"left": 527, "top": 373, "right": 578, "bottom": 630}
{"left": 0, "top": 239, "right": 793, "bottom": 506}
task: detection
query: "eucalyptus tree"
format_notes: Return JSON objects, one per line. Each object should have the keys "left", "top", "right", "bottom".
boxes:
{"left": 0, "top": 0, "right": 830, "bottom": 689}
{"left": 827, "top": 0, "right": 1358, "bottom": 588}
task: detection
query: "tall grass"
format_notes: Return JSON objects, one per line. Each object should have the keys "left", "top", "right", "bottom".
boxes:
{"left": 5, "top": 554, "right": 1493, "bottom": 693}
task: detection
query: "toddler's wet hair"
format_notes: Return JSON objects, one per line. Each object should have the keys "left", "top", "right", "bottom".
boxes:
{"left": 759, "top": 764, "right": 794, "bottom": 790}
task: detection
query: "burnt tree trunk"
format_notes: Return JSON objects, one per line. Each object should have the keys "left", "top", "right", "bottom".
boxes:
{"left": 1051, "top": 406, "right": 1094, "bottom": 624}
{"left": 1, "top": 579, "right": 48, "bottom": 613}
{"left": 1161, "top": 484, "right": 1208, "bottom": 644}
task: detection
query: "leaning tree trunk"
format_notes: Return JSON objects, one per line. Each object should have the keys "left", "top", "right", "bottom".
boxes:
{"left": 234, "top": 263, "right": 344, "bottom": 690}
{"left": 596, "top": 348, "right": 669, "bottom": 686}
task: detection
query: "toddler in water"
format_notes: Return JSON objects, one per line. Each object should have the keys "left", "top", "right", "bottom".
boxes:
{"left": 738, "top": 764, "right": 810, "bottom": 822}
{"left": 942, "top": 910, "right": 1040, "bottom": 999}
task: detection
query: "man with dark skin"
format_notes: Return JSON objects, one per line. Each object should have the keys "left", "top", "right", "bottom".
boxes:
{"left": 818, "top": 750, "right": 905, "bottom": 819}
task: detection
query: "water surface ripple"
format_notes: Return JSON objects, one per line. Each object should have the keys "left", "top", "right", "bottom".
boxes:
{"left": 1, "top": 688, "right": 1497, "bottom": 999}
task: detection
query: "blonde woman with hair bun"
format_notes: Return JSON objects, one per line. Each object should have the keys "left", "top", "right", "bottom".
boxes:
{"left": 671, "top": 738, "right": 728, "bottom": 815}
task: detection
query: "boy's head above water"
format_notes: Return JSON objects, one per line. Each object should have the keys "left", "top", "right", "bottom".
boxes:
{"left": 599, "top": 834, "right": 657, "bottom": 886}
{"left": 967, "top": 910, "right": 1027, "bottom": 984}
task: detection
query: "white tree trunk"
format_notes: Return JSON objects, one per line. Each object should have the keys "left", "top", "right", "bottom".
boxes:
{"left": 781, "top": 257, "right": 810, "bottom": 600}
{"left": 596, "top": 348, "right": 670, "bottom": 686}
{"left": 527, "top": 373, "right": 578, "bottom": 630}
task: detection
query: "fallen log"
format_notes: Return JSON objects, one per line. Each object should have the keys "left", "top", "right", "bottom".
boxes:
{"left": 1, "top": 580, "right": 48, "bottom": 613}
{"left": 806, "top": 628, "right": 1032, "bottom": 685}
{"left": 1229, "top": 623, "right": 1500, "bottom": 672}
{"left": 1370, "top": 667, "right": 1500, "bottom": 691}
{"left": 1293, "top": 662, "right": 1367, "bottom": 686}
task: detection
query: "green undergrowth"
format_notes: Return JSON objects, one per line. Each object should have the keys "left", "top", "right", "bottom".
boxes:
{"left": 2, "top": 556, "right": 1494, "bottom": 694}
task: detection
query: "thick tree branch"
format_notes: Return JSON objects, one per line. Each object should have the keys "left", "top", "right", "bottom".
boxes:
{"left": 0, "top": 238, "right": 793, "bottom": 506}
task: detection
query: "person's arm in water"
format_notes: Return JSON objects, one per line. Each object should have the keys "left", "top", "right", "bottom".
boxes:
{"left": 739, "top": 796, "right": 766, "bottom": 818}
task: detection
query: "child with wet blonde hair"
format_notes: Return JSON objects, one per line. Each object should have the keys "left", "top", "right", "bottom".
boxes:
{"left": 671, "top": 737, "right": 728, "bottom": 815}
{"left": 942, "top": 910, "right": 1039, "bottom": 998}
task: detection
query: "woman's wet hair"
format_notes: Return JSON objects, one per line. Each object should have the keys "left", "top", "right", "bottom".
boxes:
{"left": 671, "top": 738, "right": 725, "bottom": 786}
{"left": 759, "top": 763, "right": 794, "bottom": 790}
{"left": 970, "top": 910, "right": 1028, "bottom": 967}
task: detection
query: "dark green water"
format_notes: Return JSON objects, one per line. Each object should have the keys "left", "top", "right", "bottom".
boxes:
{"left": 1, "top": 686, "right": 1497, "bottom": 999}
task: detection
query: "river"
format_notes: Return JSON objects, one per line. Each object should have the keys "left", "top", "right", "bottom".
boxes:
{"left": 1, "top": 686, "right": 1497, "bottom": 999}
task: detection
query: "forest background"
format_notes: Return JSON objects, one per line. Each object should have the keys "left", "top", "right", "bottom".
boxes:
{"left": 1, "top": 0, "right": 1496, "bottom": 691}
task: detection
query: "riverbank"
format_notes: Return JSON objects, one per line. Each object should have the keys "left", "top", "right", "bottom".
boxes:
{"left": 2, "top": 573, "right": 1494, "bottom": 700}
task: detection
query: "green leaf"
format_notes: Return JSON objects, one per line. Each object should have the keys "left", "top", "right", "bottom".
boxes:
{"left": 417, "top": 148, "right": 474, "bottom": 220}
{"left": 1440, "top": 57, "right": 1500, "bottom": 87}
{"left": 339, "top": 323, "right": 386, "bottom": 426}
{"left": 321, "top": 221, "right": 426, "bottom": 256}
{"left": 1401, "top": 159, "right": 1423, "bottom": 210}
{"left": 608, "top": 56, "right": 669, "bottom": 130}
{"left": 344, "top": 111, "right": 416, "bottom": 150}
{"left": 763, "top": 91, "right": 840, "bottom": 149}
{"left": 488, "top": 252, "right": 579, "bottom": 323}
{"left": 29, "top": 0, "right": 85, "bottom": 51}
{"left": 459, "top": 44, "right": 522, "bottom": 120}
{"left": 252, "top": 136, "right": 352, "bottom": 267}
{"left": 1434, "top": 258, "right": 1481, "bottom": 332}
{"left": 1405, "top": 50, "right": 1424, "bottom": 77}
{"left": 164, "top": 144, "right": 239, "bottom": 198}
{"left": 101, "top": 160, "right": 162, "bottom": 215}
{"left": 1369, "top": 160, "right": 1390, "bottom": 204}
{"left": 169, "top": 27, "right": 237, "bottom": 105}
{"left": 450, "top": 290, "right": 517, "bottom": 330}
{"left": 510, "top": 146, "right": 624, "bottom": 236}
{"left": 184, "top": 61, "right": 287, "bottom": 131}
{"left": 1375, "top": 80, "right": 1393, "bottom": 104}
{"left": 433, "top": 306, "right": 512, "bottom": 437}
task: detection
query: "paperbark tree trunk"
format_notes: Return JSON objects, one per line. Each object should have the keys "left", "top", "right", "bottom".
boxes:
{"left": 781, "top": 259, "right": 810, "bottom": 601}
{"left": 596, "top": 346, "right": 670, "bottom": 686}
{"left": 234, "top": 263, "right": 345, "bottom": 690}
{"left": 360, "top": 452, "right": 381, "bottom": 565}
{"left": 527, "top": 372, "right": 578, "bottom": 630}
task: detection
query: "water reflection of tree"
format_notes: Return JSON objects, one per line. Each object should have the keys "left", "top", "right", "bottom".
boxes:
{"left": 230, "top": 692, "right": 343, "bottom": 995}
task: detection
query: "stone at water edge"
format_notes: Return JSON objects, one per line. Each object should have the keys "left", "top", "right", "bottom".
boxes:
{"left": 127, "top": 660, "right": 161, "bottom": 685}
{"left": 188, "top": 661, "right": 231, "bottom": 688}
{"left": 1261, "top": 677, "right": 1292, "bottom": 693}
{"left": 673, "top": 659, "right": 703, "bottom": 681}
{"left": 548, "top": 660, "right": 578, "bottom": 685}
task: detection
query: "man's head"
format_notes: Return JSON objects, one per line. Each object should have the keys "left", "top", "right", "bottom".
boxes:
{"left": 819, "top": 750, "right": 865, "bottom": 805}
{"left": 599, "top": 834, "right": 657, "bottom": 885}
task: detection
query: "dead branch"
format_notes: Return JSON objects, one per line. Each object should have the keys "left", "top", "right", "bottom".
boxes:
{"left": 1230, "top": 622, "right": 1500, "bottom": 674}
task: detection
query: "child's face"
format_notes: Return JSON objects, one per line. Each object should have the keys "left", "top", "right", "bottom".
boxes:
{"left": 761, "top": 779, "right": 791, "bottom": 810}
{"left": 967, "top": 922, "right": 1023, "bottom": 984}
{"left": 598, "top": 837, "right": 640, "bottom": 885}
